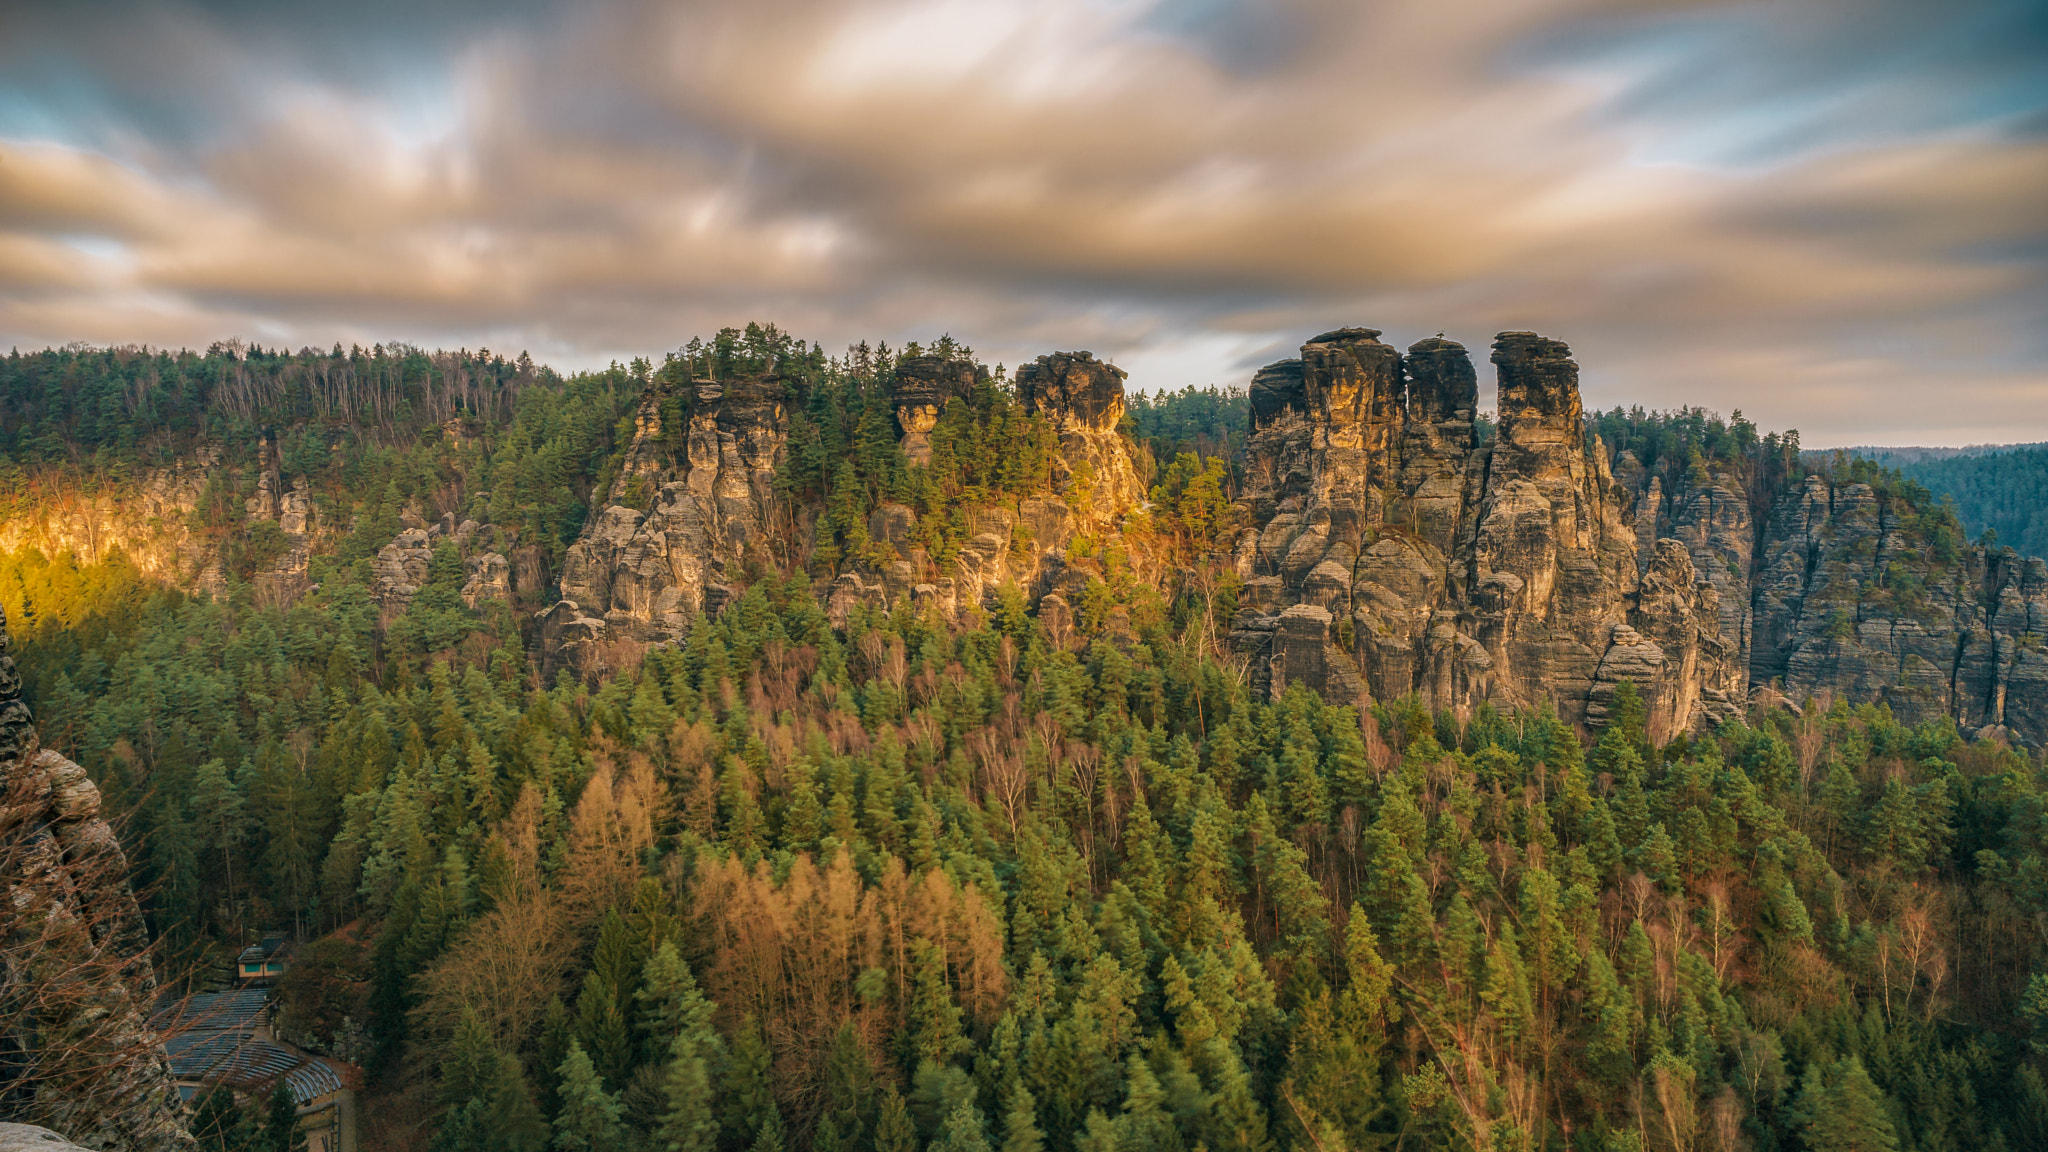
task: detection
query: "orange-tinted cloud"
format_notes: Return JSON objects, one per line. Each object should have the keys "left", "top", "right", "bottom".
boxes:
{"left": 0, "top": 0, "right": 2042, "bottom": 442}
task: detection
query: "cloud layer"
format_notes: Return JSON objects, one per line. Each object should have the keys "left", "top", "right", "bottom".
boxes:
{"left": 1, "top": 0, "right": 2043, "bottom": 443}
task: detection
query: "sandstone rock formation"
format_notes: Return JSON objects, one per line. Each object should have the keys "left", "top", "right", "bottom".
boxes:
{"left": 525, "top": 323, "right": 2046, "bottom": 744}
{"left": 891, "top": 355, "right": 982, "bottom": 466}
{"left": 0, "top": 1124, "right": 99, "bottom": 1152}
{"left": 1750, "top": 475, "right": 2048, "bottom": 742}
{"left": 1015, "top": 351, "right": 1147, "bottom": 522}
{"left": 0, "top": 608, "right": 192, "bottom": 1148}
{"left": 813, "top": 354, "right": 1156, "bottom": 633}
{"left": 1231, "top": 330, "right": 1741, "bottom": 739}
{"left": 1224, "top": 325, "right": 2048, "bottom": 745}
{"left": 545, "top": 371, "right": 795, "bottom": 676}
{"left": 544, "top": 351, "right": 1159, "bottom": 677}
{"left": 371, "top": 528, "right": 435, "bottom": 611}
{"left": 0, "top": 452, "right": 223, "bottom": 593}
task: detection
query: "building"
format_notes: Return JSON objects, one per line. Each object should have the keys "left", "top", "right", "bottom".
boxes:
{"left": 236, "top": 936, "right": 294, "bottom": 984}
{"left": 154, "top": 989, "right": 357, "bottom": 1152}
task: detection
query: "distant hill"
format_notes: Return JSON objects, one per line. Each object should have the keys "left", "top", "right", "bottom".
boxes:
{"left": 1834, "top": 441, "right": 2047, "bottom": 466}
{"left": 1828, "top": 442, "right": 2048, "bottom": 558}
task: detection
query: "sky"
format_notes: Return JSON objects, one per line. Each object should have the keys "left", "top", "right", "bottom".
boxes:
{"left": 0, "top": 0, "right": 2043, "bottom": 445}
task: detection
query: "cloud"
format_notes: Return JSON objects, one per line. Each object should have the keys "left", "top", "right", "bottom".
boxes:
{"left": 0, "top": 0, "right": 2042, "bottom": 442}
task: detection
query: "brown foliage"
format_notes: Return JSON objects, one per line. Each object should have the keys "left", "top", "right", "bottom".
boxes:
{"left": 691, "top": 851, "right": 1010, "bottom": 1123}
{"left": 558, "top": 744, "right": 663, "bottom": 924}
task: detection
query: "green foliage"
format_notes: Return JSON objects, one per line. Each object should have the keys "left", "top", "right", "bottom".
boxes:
{"left": 1861, "top": 443, "right": 2048, "bottom": 559}
{"left": 8, "top": 333, "right": 2048, "bottom": 1152}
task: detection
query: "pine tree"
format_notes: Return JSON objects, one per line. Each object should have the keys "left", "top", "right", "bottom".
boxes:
{"left": 1792, "top": 1056, "right": 1900, "bottom": 1152}
{"left": 259, "top": 1078, "right": 307, "bottom": 1152}
{"left": 910, "top": 937, "right": 970, "bottom": 1065}
{"left": 574, "top": 969, "right": 633, "bottom": 1090}
{"left": 876, "top": 1084, "right": 921, "bottom": 1152}
{"left": 637, "top": 939, "right": 716, "bottom": 1064}
{"left": 553, "top": 1041, "right": 625, "bottom": 1152}
{"left": 190, "top": 1086, "right": 251, "bottom": 1152}
{"left": 655, "top": 1027, "right": 717, "bottom": 1152}
{"left": 822, "top": 1021, "right": 879, "bottom": 1142}
{"left": 723, "top": 1015, "right": 777, "bottom": 1147}
{"left": 934, "top": 1101, "right": 995, "bottom": 1152}
{"left": 1002, "top": 1083, "right": 1046, "bottom": 1152}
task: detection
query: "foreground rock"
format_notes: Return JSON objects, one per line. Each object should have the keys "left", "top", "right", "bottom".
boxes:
{"left": 0, "top": 609, "right": 192, "bottom": 1148}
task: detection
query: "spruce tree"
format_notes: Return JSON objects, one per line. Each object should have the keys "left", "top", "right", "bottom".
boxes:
{"left": 259, "top": 1078, "right": 306, "bottom": 1152}
{"left": 1793, "top": 1056, "right": 1900, "bottom": 1152}
{"left": 553, "top": 1041, "right": 625, "bottom": 1152}
{"left": 876, "top": 1084, "right": 921, "bottom": 1152}
{"left": 1002, "top": 1084, "right": 1046, "bottom": 1152}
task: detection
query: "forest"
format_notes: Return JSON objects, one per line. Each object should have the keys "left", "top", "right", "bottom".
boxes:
{"left": 0, "top": 336, "right": 2043, "bottom": 1152}
{"left": 1877, "top": 447, "right": 2048, "bottom": 560}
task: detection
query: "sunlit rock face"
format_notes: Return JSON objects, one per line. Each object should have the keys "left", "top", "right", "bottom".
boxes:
{"left": 543, "top": 350, "right": 1160, "bottom": 677}
{"left": 891, "top": 355, "right": 982, "bottom": 467}
{"left": 1226, "top": 324, "right": 2047, "bottom": 745}
{"left": 547, "top": 373, "right": 793, "bottom": 678}
{"left": 1233, "top": 329, "right": 1740, "bottom": 737}
{"left": 0, "top": 450, "right": 225, "bottom": 594}
{"left": 1014, "top": 351, "right": 1148, "bottom": 523}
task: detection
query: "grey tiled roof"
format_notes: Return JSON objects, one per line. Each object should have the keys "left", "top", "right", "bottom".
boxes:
{"left": 164, "top": 1030, "right": 342, "bottom": 1105}
{"left": 154, "top": 988, "right": 270, "bottom": 1032}
{"left": 154, "top": 985, "right": 341, "bottom": 1107}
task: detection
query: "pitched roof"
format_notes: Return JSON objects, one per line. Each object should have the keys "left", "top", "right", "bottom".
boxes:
{"left": 164, "top": 1030, "right": 343, "bottom": 1105}
{"left": 154, "top": 988, "right": 270, "bottom": 1032}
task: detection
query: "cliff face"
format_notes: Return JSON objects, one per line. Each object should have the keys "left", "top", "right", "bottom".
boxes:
{"left": 0, "top": 608, "right": 191, "bottom": 1148}
{"left": 543, "top": 373, "right": 793, "bottom": 676}
{"left": 529, "top": 325, "right": 2044, "bottom": 743}
{"left": 1750, "top": 475, "right": 2048, "bottom": 741}
{"left": 0, "top": 455, "right": 224, "bottom": 594}
{"left": 1232, "top": 330, "right": 1744, "bottom": 740}
{"left": 1230, "top": 326, "right": 2045, "bottom": 746}
{"left": 544, "top": 351, "right": 1157, "bottom": 676}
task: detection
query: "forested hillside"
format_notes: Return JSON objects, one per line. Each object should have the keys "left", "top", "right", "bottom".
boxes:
{"left": 1860, "top": 446, "right": 2048, "bottom": 562}
{"left": 0, "top": 335, "right": 2044, "bottom": 1152}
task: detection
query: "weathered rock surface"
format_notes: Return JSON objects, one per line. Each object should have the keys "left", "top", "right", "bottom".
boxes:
{"left": 0, "top": 1124, "right": 93, "bottom": 1152}
{"left": 461, "top": 551, "right": 512, "bottom": 608}
{"left": 1230, "top": 325, "right": 2046, "bottom": 745}
{"left": 0, "top": 452, "right": 224, "bottom": 593}
{"left": 544, "top": 351, "right": 1158, "bottom": 677}
{"left": 1749, "top": 474, "right": 2048, "bottom": 742}
{"left": 545, "top": 372, "right": 793, "bottom": 673}
{"left": 1015, "top": 351, "right": 1147, "bottom": 522}
{"left": 891, "top": 355, "right": 983, "bottom": 466}
{"left": 1233, "top": 330, "right": 1738, "bottom": 739}
{"left": 0, "top": 608, "right": 192, "bottom": 1148}
{"left": 371, "top": 528, "right": 435, "bottom": 611}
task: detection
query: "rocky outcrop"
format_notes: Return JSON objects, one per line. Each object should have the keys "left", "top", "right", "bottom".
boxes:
{"left": 371, "top": 529, "right": 435, "bottom": 612}
{"left": 0, "top": 453, "right": 223, "bottom": 593}
{"left": 544, "top": 351, "right": 1159, "bottom": 676}
{"left": 542, "top": 371, "right": 794, "bottom": 676}
{"left": 891, "top": 356, "right": 982, "bottom": 466}
{"left": 461, "top": 551, "right": 511, "bottom": 609}
{"left": 0, "top": 608, "right": 192, "bottom": 1148}
{"left": 0, "top": 1124, "right": 92, "bottom": 1151}
{"left": 1232, "top": 329, "right": 1737, "bottom": 738}
{"left": 1228, "top": 324, "right": 2045, "bottom": 745}
{"left": 1015, "top": 352, "right": 1147, "bottom": 522}
{"left": 1750, "top": 475, "right": 2048, "bottom": 742}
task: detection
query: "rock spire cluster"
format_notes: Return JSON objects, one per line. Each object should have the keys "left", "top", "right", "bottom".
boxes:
{"left": 539, "top": 325, "right": 2047, "bottom": 744}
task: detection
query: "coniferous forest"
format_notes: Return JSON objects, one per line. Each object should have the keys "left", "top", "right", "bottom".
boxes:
{"left": 1, "top": 334, "right": 2045, "bottom": 1152}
